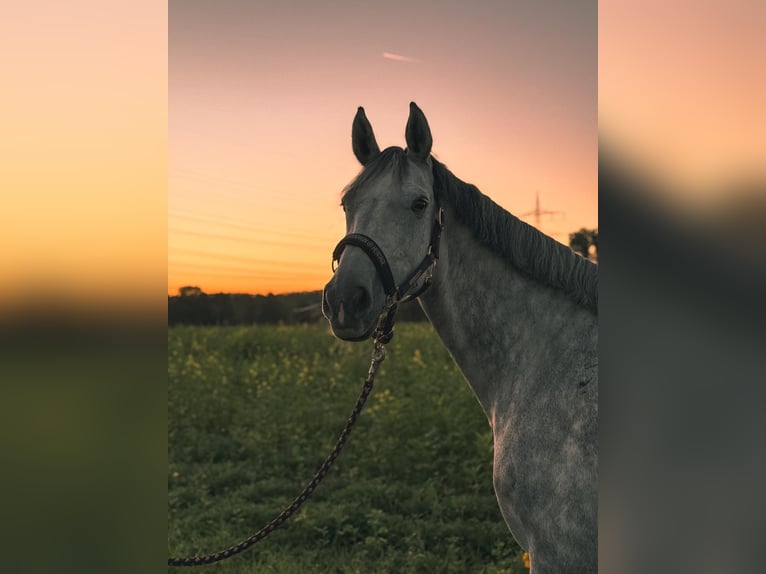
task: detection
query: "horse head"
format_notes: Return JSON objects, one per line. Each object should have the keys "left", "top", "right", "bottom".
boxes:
{"left": 322, "top": 102, "right": 441, "bottom": 341}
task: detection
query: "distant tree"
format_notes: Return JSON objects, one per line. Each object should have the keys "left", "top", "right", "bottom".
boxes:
{"left": 257, "top": 293, "right": 288, "bottom": 324}
{"left": 569, "top": 228, "right": 598, "bottom": 261}
{"left": 169, "top": 289, "right": 414, "bottom": 326}
{"left": 179, "top": 285, "right": 205, "bottom": 297}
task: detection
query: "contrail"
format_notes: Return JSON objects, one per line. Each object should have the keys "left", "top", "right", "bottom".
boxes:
{"left": 382, "top": 52, "right": 419, "bottom": 63}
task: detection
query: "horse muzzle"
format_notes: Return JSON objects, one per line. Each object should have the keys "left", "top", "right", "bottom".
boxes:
{"left": 322, "top": 277, "right": 380, "bottom": 341}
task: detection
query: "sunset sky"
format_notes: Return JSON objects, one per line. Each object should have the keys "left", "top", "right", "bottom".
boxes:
{"left": 599, "top": 0, "right": 765, "bottom": 200}
{"left": 169, "top": 0, "right": 597, "bottom": 295}
{"left": 3, "top": 1, "right": 761, "bottom": 308}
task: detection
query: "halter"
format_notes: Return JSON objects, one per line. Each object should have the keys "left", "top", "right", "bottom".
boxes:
{"left": 331, "top": 207, "right": 445, "bottom": 344}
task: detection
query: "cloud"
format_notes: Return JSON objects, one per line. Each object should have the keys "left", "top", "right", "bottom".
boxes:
{"left": 382, "top": 52, "right": 420, "bottom": 63}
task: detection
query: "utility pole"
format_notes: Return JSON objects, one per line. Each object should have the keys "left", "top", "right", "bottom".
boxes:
{"left": 519, "top": 190, "right": 563, "bottom": 231}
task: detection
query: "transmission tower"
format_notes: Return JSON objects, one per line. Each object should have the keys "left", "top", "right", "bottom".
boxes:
{"left": 519, "top": 190, "right": 568, "bottom": 242}
{"left": 520, "top": 190, "right": 562, "bottom": 230}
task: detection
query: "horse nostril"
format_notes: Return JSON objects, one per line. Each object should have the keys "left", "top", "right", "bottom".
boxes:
{"left": 352, "top": 286, "right": 371, "bottom": 312}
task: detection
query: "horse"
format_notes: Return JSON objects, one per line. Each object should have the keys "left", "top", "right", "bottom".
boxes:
{"left": 322, "top": 102, "right": 598, "bottom": 573}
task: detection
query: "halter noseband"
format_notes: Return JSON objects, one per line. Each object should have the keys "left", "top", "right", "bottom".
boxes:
{"left": 331, "top": 207, "right": 445, "bottom": 344}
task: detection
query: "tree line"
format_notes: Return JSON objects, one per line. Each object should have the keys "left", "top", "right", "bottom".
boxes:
{"left": 168, "top": 288, "right": 428, "bottom": 326}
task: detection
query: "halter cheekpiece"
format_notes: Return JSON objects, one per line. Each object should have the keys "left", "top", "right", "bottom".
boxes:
{"left": 331, "top": 207, "right": 445, "bottom": 343}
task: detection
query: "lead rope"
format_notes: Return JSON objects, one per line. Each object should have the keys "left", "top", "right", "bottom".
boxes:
{"left": 168, "top": 337, "right": 388, "bottom": 567}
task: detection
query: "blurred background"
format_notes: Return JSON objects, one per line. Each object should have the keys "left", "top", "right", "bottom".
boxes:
{"left": 2, "top": 1, "right": 764, "bottom": 573}
{"left": 599, "top": 2, "right": 765, "bottom": 572}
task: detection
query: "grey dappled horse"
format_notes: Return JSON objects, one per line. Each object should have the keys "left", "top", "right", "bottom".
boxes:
{"left": 323, "top": 103, "right": 598, "bottom": 573}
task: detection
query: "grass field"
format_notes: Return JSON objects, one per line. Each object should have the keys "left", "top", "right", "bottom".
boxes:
{"left": 168, "top": 323, "right": 526, "bottom": 573}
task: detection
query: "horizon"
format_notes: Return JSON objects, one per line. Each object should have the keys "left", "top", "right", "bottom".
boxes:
{"left": 169, "top": 286, "right": 323, "bottom": 297}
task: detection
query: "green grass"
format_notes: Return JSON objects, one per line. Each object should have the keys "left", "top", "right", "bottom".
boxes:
{"left": 168, "top": 323, "right": 525, "bottom": 573}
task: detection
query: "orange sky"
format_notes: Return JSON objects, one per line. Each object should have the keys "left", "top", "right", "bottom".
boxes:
{"left": 599, "top": 0, "right": 766, "bottom": 201}
{"left": 2, "top": 2, "right": 167, "bottom": 314}
{"left": 3, "top": 1, "right": 760, "bottom": 311}
{"left": 169, "top": 1, "right": 597, "bottom": 295}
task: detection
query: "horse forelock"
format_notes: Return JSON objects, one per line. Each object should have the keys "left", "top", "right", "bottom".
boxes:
{"left": 341, "top": 147, "right": 408, "bottom": 205}
{"left": 431, "top": 157, "right": 598, "bottom": 312}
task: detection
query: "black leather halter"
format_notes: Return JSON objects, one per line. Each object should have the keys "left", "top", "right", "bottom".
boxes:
{"left": 331, "top": 208, "right": 444, "bottom": 343}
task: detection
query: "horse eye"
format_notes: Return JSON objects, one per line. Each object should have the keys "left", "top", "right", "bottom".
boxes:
{"left": 411, "top": 198, "right": 428, "bottom": 213}
{"left": 340, "top": 202, "right": 347, "bottom": 213}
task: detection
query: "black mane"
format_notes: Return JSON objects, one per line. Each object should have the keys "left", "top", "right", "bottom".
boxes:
{"left": 432, "top": 157, "right": 598, "bottom": 311}
{"left": 342, "top": 147, "right": 598, "bottom": 311}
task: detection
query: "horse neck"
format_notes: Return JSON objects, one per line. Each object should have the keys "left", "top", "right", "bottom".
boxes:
{"left": 418, "top": 207, "right": 597, "bottom": 419}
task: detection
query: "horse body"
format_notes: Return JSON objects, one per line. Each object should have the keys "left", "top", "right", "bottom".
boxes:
{"left": 419, "top": 204, "right": 598, "bottom": 571}
{"left": 323, "top": 103, "right": 597, "bottom": 573}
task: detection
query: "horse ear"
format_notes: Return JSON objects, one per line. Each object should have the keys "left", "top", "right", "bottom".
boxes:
{"left": 405, "top": 102, "right": 432, "bottom": 160}
{"left": 352, "top": 107, "right": 380, "bottom": 166}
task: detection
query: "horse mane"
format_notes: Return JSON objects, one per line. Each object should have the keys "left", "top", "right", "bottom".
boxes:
{"left": 431, "top": 157, "right": 598, "bottom": 312}
{"left": 343, "top": 147, "right": 598, "bottom": 311}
